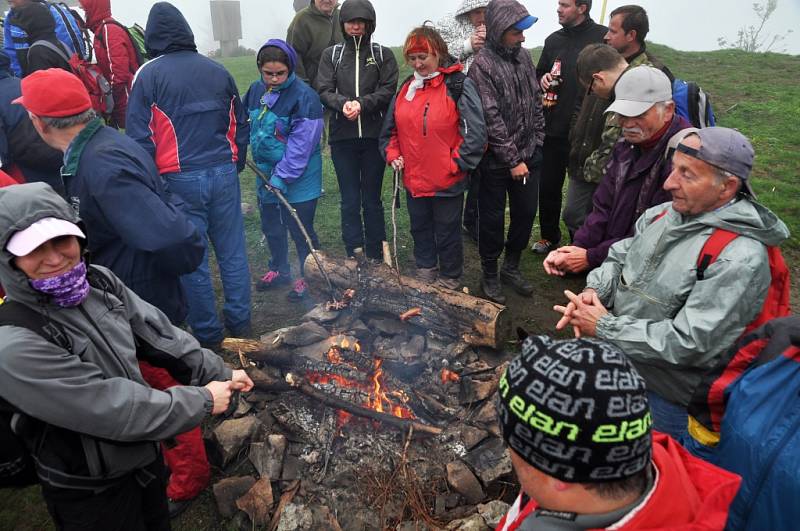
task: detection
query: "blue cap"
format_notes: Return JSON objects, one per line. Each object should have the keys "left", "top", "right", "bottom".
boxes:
{"left": 513, "top": 15, "right": 538, "bottom": 30}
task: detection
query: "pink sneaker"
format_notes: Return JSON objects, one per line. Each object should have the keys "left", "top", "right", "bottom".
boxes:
{"left": 256, "top": 270, "right": 290, "bottom": 291}
{"left": 288, "top": 278, "right": 307, "bottom": 301}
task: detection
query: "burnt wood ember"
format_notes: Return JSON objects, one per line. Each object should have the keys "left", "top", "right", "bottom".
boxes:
{"left": 303, "top": 252, "right": 511, "bottom": 349}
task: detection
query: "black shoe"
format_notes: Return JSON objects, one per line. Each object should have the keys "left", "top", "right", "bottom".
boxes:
{"left": 481, "top": 275, "right": 506, "bottom": 304}
{"left": 168, "top": 498, "right": 191, "bottom": 519}
{"left": 228, "top": 322, "right": 253, "bottom": 338}
{"left": 500, "top": 263, "right": 534, "bottom": 297}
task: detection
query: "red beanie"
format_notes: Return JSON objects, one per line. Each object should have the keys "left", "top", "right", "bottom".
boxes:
{"left": 12, "top": 68, "right": 92, "bottom": 117}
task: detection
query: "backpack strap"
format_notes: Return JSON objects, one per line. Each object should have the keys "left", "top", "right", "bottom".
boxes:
{"left": 0, "top": 300, "right": 73, "bottom": 353}
{"left": 445, "top": 71, "right": 466, "bottom": 105}
{"left": 370, "top": 42, "right": 383, "bottom": 67}
{"left": 696, "top": 228, "right": 740, "bottom": 281}
{"left": 331, "top": 43, "right": 345, "bottom": 74}
{"left": 29, "top": 39, "right": 72, "bottom": 66}
{"left": 49, "top": 2, "right": 85, "bottom": 60}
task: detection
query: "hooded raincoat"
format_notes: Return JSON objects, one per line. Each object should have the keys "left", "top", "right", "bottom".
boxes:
{"left": 436, "top": 0, "right": 490, "bottom": 73}
{"left": 467, "top": 0, "right": 545, "bottom": 170}
{"left": 588, "top": 199, "right": 791, "bottom": 407}
{"left": 315, "top": 0, "right": 399, "bottom": 143}
{"left": 0, "top": 182, "right": 229, "bottom": 491}
{"left": 126, "top": 2, "right": 249, "bottom": 175}
{"left": 243, "top": 40, "right": 324, "bottom": 206}
{"left": 11, "top": 2, "right": 71, "bottom": 76}
{"left": 80, "top": 0, "right": 139, "bottom": 128}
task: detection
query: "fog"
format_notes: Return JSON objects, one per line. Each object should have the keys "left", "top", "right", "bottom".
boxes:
{"left": 87, "top": 0, "right": 800, "bottom": 56}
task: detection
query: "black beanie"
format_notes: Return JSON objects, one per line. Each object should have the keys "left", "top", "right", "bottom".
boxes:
{"left": 497, "top": 336, "right": 652, "bottom": 483}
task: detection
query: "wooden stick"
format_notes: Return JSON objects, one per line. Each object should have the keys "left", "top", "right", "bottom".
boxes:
{"left": 286, "top": 373, "right": 442, "bottom": 436}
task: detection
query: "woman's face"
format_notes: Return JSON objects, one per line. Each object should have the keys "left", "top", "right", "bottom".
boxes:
{"left": 344, "top": 19, "right": 366, "bottom": 37}
{"left": 407, "top": 51, "right": 439, "bottom": 76}
{"left": 14, "top": 235, "right": 81, "bottom": 280}
{"left": 261, "top": 61, "right": 290, "bottom": 88}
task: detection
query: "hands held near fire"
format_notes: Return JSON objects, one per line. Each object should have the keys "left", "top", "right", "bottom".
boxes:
{"left": 554, "top": 289, "right": 608, "bottom": 338}
{"left": 543, "top": 246, "right": 590, "bottom": 276}
{"left": 343, "top": 100, "right": 361, "bottom": 121}
{"left": 204, "top": 369, "right": 255, "bottom": 415}
{"left": 390, "top": 156, "right": 404, "bottom": 171}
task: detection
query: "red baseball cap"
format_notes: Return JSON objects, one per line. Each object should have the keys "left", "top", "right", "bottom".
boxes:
{"left": 12, "top": 68, "right": 92, "bottom": 117}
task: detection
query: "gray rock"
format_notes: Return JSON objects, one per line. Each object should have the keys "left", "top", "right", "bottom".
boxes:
{"left": 478, "top": 500, "right": 510, "bottom": 529}
{"left": 212, "top": 476, "right": 256, "bottom": 518}
{"left": 248, "top": 433, "right": 286, "bottom": 479}
{"left": 472, "top": 400, "right": 501, "bottom": 437}
{"left": 349, "top": 319, "right": 371, "bottom": 340}
{"left": 447, "top": 514, "right": 490, "bottom": 531}
{"left": 235, "top": 477, "right": 273, "bottom": 526}
{"left": 276, "top": 502, "right": 314, "bottom": 531}
{"left": 461, "top": 425, "right": 489, "bottom": 450}
{"left": 303, "top": 304, "right": 340, "bottom": 323}
{"left": 446, "top": 460, "right": 485, "bottom": 505}
{"left": 211, "top": 417, "right": 262, "bottom": 467}
{"left": 464, "top": 438, "right": 513, "bottom": 486}
{"left": 459, "top": 377, "right": 498, "bottom": 405}
{"left": 282, "top": 321, "right": 330, "bottom": 347}
{"left": 400, "top": 335, "right": 426, "bottom": 360}
{"left": 368, "top": 317, "right": 410, "bottom": 337}
{"left": 233, "top": 396, "right": 252, "bottom": 418}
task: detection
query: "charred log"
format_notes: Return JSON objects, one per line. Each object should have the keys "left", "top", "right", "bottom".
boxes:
{"left": 303, "top": 252, "right": 511, "bottom": 349}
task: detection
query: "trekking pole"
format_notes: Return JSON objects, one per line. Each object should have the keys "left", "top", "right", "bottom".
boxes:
{"left": 246, "top": 161, "right": 337, "bottom": 301}
{"left": 391, "top": 168, "right": 402, "bottom": 273}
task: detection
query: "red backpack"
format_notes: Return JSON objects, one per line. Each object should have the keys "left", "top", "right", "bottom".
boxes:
{"left": 28, "top": 40, "right": 114, "bottom": 118}
{"left": 652, "top": 209, "right": 791, "bottom": 332}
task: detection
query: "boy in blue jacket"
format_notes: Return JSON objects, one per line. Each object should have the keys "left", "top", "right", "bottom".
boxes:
{"left": 243, "top": 39, "right": 324, "bottom": 300}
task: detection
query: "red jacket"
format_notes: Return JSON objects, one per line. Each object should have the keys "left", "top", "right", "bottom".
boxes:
{"left": 81, "top": 0, "right": 139, "bottom": 127}
{"left": 497, "top": 433, "right": 740, "bottom": 531}
{"left": 382, "top": 64, "right": 486, "bottom": 198}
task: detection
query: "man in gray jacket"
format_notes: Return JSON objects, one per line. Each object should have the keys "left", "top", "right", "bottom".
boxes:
{"left": 554, "top": 127, "right": 790, "bottom": 440}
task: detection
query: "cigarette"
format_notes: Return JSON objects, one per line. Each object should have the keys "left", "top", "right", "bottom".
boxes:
{"left": 523, "top": 177, "right": 527, "bottom": 185}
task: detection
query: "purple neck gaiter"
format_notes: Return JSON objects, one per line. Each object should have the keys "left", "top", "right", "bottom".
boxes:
{"left": 29, "top": 261, "right": 90, "bottom": 308}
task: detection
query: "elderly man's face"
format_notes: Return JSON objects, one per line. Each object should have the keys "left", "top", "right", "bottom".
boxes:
{"left": 664, "top": 135, "right": 735, "bottom": 216}
{"left": 618, "top": 102, "right": 673, "bottom": 144}
{"left": 14, "top": 235, "right": 81, "bottom": 280}
{"left": 468, "top": 8, "right": 487, "bottom": 27}
{"left": 315, "top": 0, "right": 337, "bottom": 16}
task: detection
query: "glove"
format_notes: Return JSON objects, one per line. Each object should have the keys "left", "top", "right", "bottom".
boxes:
{"left": 269, "top": 175, "right": 288, "bottom": 194}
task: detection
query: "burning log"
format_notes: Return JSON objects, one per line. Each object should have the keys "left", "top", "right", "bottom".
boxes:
{"left": 285, "top": 373, "right": 443, "bottom": 437}
{"left": 303, "top": 252, "right": 511, "bottom": 349}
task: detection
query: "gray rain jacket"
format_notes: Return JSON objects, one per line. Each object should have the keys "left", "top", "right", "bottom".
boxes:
{"left": 436, "top": 0, "right": 491, "bottom": 73}
{"left": 587, "top": 199, "right": 790, "bottom": 406}
{"left": 0, "top": 182, "right": 230, "bottom": 488}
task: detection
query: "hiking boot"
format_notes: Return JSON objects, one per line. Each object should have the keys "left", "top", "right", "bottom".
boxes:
{"left": 531, "top": 239, "right": 556, "bottom": 255}
{"left": 416, "top": 267, "right": 438, "bottom": 283}
{"left": 287, "top": 278, "right": 307, "bottom": 301}
{"left": 168, "top": 499, "right": 191, "bottom": 519}
{"left": 481, "top": 275, "right": 506, "bottom": 304}
{"left": 256, "top": 270, "right": 290, "bottom": 291}
{"left": 500, "top": 263, "right": 534, "bottom": 297}
{"left": 436, "top": 277, "right": 460, "bottom": 291}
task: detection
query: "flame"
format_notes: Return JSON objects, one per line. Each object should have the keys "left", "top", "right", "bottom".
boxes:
{"left": 308, "top": 343, "right": 416, "bottom": 423}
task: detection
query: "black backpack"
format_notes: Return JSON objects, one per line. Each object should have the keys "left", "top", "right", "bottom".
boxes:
{"left": 399, "top": 70, "right": 466, "bottom": 105}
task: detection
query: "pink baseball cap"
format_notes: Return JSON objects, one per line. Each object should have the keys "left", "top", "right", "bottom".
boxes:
{"left": 7, "top": 217, "right": 85, "bottom": 257}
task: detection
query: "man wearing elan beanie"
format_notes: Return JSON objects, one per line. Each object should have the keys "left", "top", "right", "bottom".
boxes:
{"left": 495, "top": 336, "right": 739, "bottom": 531}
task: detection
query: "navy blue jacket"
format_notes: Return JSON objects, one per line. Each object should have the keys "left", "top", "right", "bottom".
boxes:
{"left": 125, "top": 2, "right": 249, "bottom": 175}
{"left": 0, "top": 51, "right": 62, "bottom": 191}
{"left": 62, "top": 119, "right": 205, "bottom": 324}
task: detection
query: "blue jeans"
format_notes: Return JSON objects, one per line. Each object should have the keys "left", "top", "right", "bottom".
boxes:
{"left": 648, "top": 391, "right": 689, "bottom": 440}
{"left": 165, "top": 163, "right": 251, "bottom": 343}
{"left": 258, "top": 198, "right": 319, "bottom": 277}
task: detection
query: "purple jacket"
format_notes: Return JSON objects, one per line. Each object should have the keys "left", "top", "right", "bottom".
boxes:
{"left": 574, "top": 114, "right": 690, "bottom": 269}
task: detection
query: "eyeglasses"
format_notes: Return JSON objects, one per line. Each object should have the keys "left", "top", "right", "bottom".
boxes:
{"left": 587, "top": 75, "right": 596, "bottom": 96}
{"left": 263, "top": 71, "right": 288, "bottom": 79}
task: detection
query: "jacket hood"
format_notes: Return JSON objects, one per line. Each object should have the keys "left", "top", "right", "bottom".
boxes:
{"left": 339, "top": 0, "right": 376, "bottom": 41}
{"left": 0, "top": 51, "right": 11, "bottom": 79}
{"left": 80, "top": 0, "right": 111, "bottom": 30}
{"left": 257, "top": 39, "right": 298, "bottom": 74}
{"left": 455, "top": 0, "right": 491, "bottom": 21}
{"left": 144, "top": 2, "right": 197, "bottom": 57}
{"left": 14, "top": 2, "right": 57, "bottom": 42}
{"left": 0, "top": 183, "right": 84, "bottom": 306}
{"left": 695, "top": 198, "right": 791, "bottom": 247}
{"left": 485, "top": 0, "right": 531, "bottom": 47}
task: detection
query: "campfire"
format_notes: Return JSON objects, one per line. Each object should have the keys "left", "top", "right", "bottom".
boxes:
{"left": 211, "top": 256, "right": 517, "bottom": 530}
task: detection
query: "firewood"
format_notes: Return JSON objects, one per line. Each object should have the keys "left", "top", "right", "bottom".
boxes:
{"left": 303, "top": 252, "right": 511, "bottom": 349}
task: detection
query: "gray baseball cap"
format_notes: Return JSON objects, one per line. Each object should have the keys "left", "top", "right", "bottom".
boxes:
{"left": 675, "top": 126, "right": 757, "bottom": 198}
{"left": 605, "top": 65, "right": 672, "bottom": 117}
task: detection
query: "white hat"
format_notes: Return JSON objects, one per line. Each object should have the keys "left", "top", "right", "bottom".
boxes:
{"left": 7, "top": 217, "right": 85, "bottom": 257}
{"left": 605, "top": 65, "right": 672, "bottom": 117}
